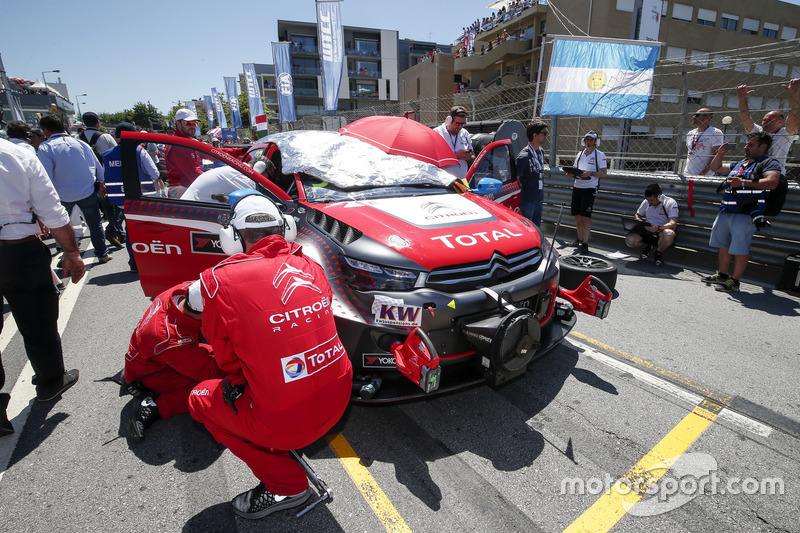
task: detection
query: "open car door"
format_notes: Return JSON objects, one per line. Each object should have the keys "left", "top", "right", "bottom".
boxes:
{"left": 120, "top": 132, "right": 292, "bottom": 297}
{"left": 465, "top": 138, "right": 521, "bottom": 213}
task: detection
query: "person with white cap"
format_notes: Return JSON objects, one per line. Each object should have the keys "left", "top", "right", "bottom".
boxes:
{"left": 123, "top": 280, "right": 226, "bottom": 441}
{"left": 565, "top": 131, "right": 607, "bottom": 255}
{"left": 188, "top": 189, "right": 352, "bottom": 520}
{"left": 164, "top": 108, "right": 203, "bottom": 198}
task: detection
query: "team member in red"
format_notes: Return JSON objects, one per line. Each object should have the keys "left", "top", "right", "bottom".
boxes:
{"left": 164, "top": 108, "right": 204, "bottom": 198}
{"left": 189, "top": 190, "right": 352, "bottom": 520}
{"left": 124, "top": 281, "right": 225, "bottom": 440}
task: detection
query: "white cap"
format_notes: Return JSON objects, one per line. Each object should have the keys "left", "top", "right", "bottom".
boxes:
{"left": 174, "top": 108, "right": 199, "bottom": 122}
{"left": 186, "top": 280, "right": 203, "bottom": 313}
{"left": 231, "top": 195, "right": 284, "bottom": 230}
{"left": 583, "top": 131, "right": 598, "bottom": 140}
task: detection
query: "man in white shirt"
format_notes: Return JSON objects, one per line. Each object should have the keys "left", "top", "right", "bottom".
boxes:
{"left": 566, "top": 131, "right": 607, "bottom": 255}
{"left": 737, "top": 78, "right": 800, "bottom": 173}
{"left": 434, "top": 106, "right": 474, "bottom": 179}
{"left": 625, "top": 183, "right": 679, "bottom": 267}
{"left": 684, "top": 108, "right": 723, "bottom": 176}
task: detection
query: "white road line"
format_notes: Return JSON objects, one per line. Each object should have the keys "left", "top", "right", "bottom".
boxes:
{"left": 573, "top": 339, "right": 772, "bottom": 438}
{"left": 0, "top": 245, "right": 96, "bottom": 482}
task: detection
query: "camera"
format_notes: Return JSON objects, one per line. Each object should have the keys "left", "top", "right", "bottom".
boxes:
{"left": 735, "top": 195, "right": 770, "bottom": 230}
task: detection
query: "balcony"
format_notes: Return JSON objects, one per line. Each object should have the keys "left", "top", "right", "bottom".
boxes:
{"left": 292, "top": 66, "right": 322, "bottom": 76}
{"left": 348, "top": 70, "right": 382, "bottom": 79}
{"left": 346, "top": 48, "right": 381, "bottom": 58}
{"left": 349, "top": 89, "right": 378, "bottom": 99}
{"left": 455, "top": 38, "right": 533, "bottom": 72}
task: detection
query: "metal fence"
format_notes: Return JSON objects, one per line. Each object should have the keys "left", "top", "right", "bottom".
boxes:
{"left": 293, "top": 38, "right": 800, "bottom": 178}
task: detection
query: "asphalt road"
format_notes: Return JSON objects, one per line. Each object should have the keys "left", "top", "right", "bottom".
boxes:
{"left": 1, "top": 238, "right": 798, "bottom": 532}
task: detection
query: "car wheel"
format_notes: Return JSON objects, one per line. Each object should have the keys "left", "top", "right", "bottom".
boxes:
{"left": 558, "top": 255, "right": 618, "bottom": 291}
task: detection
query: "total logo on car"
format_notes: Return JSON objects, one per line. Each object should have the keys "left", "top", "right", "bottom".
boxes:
{"left": 120, "top": 121, "right": 611, "bottom": 402}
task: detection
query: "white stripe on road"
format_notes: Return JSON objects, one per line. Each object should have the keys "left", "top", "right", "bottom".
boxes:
{"left": 0, "top": 245, "right": 95, "bottom": 482}
{"left": 571, "top": 339, "right": 772, "bottom": 438}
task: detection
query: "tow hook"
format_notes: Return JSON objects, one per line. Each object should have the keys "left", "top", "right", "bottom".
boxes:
{"left": 391, "top": 328, "right": 441, "bottom": 393}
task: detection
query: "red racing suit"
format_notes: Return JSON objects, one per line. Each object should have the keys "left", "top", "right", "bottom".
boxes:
{"left": 124, "top": 282, "right": 225, "bottom": 419}
{"left": 189, "top": 236, "right": 352, "bottom": 495}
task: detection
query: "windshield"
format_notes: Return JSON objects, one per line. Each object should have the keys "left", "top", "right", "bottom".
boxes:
{"left": 264, "top": 130, "right": 457, "bottom": 201}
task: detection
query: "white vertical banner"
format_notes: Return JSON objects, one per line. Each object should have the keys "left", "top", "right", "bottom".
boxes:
{"left": 210, "top": 88, "right": 228, "bottom": 129}
{"left": 242, "top": 63, "right": 264, "bottom": 124}
{"left": 272, "top": 42, "right": 297, "bottom": 123}
{"left": 639, "top": 0, "right": 663, "bottom": 42}
{"left": 316, "top": 0, "right": 345, "bottom": 112}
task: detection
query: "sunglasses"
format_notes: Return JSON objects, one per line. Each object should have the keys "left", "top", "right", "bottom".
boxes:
{"left": 184, "top": 120, "right": 199, "bottom": 126}
{"left": 453, "top": 120, "right": 466, "bottom": 126}
{"left": 693, "top": 113, "right": 710, "bottom": 117}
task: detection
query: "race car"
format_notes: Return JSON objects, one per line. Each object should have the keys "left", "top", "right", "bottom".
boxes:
{"left": 120, "top": 129, "right": 610, "bottom": 402}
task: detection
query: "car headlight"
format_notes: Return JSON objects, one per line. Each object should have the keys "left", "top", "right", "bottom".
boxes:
{"left": 341, "top": 256, "right": 419, "bottom": 291}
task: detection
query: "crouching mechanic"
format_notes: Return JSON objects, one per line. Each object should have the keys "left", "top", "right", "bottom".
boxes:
{"left": 124, "top": 281, "right": 226, "bottom": 440}
{"left": 188, "top": 189, "right": 353, "bottom": 520}
{"left": 625, "top": 183, "right": 679, "bottom": 266}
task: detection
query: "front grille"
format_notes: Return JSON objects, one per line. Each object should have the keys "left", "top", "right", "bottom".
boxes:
{"left": 308, "top": 210, "right": 363, "bottom": 245}
{"left": 426, "top": 248, "right": 542, "bottom": 292}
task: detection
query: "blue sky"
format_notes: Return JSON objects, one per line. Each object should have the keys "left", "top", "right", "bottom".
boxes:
{"left": 2, "top": 0, "right": 800, "bottom": 114}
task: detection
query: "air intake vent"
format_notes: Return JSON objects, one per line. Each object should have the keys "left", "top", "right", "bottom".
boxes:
{"left": 426, "top": 248, "right": 542, "bottom": 292}
{"left": 309, "top": 210, "right": 363, "bottom": 245}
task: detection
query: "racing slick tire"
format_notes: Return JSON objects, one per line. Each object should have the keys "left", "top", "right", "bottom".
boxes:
{"left": 558, "top": 255, "right": 618, "bottom": 292}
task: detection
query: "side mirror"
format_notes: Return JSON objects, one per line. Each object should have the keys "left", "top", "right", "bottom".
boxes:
{"left": 474, "top": 177, "right": 503, "bottom": 195}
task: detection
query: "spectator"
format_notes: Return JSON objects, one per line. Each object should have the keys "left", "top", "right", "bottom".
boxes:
{"left": 625, "top": 183, "right": 679, "bottom": 266}
{"left": 434, "top": 106, "right": 474, "bottom": 179}
{"left": 101, "top": 122, "right": 161, "bottom": 272}
{"left": 37, "top": 114, "right": 111, "bottom": 264}
{"left": 704, "top": 132, "right": 781, "bottom": 292}
{"left": 189, "top": 190, "right": 352, "bottom": 519}
{"left": 566, "top": 131, "right": 607, "bottom": 255}
{"left": 1, "top": 138, "right": 84, "bottom": 435}
{"left": 164, "top": 108, "right": 203, "bottom": 198}
{"left": 123, "top": 281, "right": 226, "bottom": 441}
{"left": 685, "top": 108, "right": 723, "bottom": 176}
{"left": 5, "top": 120, "right": 35, "bottom": 154}
{"left": 515, "top": 119, "right": 549, "bottom": 226}
{"left": 30, "top": 128, "right": 46, "bottom": 151}
{"left": 737, "top": 79, "right": 800, "bottom": 173}
{"left": 79, "top": 112, "right": 116, "bottom": 162}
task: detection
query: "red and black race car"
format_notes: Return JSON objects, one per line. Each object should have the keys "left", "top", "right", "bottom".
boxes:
{"left": 120, "top": 129, "right": 610, "bottom": 402}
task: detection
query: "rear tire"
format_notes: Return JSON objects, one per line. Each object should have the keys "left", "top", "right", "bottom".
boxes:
{"left": 558, "top": 255, "right": 618, "bottom": 291}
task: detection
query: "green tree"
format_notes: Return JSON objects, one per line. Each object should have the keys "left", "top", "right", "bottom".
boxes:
{"left": 130, "top": 101, "right": 164, "bottom": 131}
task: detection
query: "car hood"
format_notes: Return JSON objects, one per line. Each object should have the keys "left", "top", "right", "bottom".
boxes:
{"left": 311, "top": 192, "right": 541, "bottom": 271}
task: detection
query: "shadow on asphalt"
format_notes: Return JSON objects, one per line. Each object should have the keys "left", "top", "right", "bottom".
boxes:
{"left": 722, "top": 288, "right": 800, "bottom": 316}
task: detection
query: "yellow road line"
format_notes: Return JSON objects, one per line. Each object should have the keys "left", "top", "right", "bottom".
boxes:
{"left": 327, "top": 433, "right": 412, "bottom": 533}
{"left": 569, "top": 332, "right": 732, "bottom": 406}
{"left": 563, "top": 399, "right": 723, "bottom": 533}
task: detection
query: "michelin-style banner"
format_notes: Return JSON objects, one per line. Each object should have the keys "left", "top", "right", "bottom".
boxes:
{"left": 224, "top": 77, "right": 243, "bottom": 129}
{"left": 202, "top": 95, "right": 215, "bottom": 129}
{"left": 185, "top": 101, "right": 201, "bottom": 136}
{"left": 272, "top": 41, "right": 297, "bottom": 122}
{"left": 211, "top": 88, "right": 228, "bottom": 129}
{"left": 242, "top": 63, "right": 265, "bottom": 122}
{"left": 316, "top": 0, "right": 345, "bottom": 112}
{"left": 541, "top": 36, "right": 660, "bottom": 120}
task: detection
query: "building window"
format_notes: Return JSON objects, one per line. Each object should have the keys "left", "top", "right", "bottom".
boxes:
{"left": 351, "top": 38, "right": 379, "bottom": 57}
{"left": 665, "top": 46, "right": 686, "bottom": 62}
{"left": 713, "top": 55, "right": 731, "bottom": 70}
{"left": 742, "top": 18, "right": 759, "bottom": 35}
{"left": 696, "top": 9, "right": 716, "bottom": 27}
{"left": 774, "top": 63, "right": 789, "bottom": 78}
{"left": 762, "top": 22, "right": 779, "bottom": 39}
{"left": 630, "top": 126, "right": 649, "bottom": 140}
{"left": 748, "top": 96, "right": 764, "bottom": 111}
{"left": 672, "top": 3, "right": 692, "bottom": 22}
{"left": 792, "top": 66, "right": 800, "bottom": 79}
{"left": 294, "top": 78, "right": 319, "bottom": 97}
{"left": 781, "top": 26, "right": 798, "bottom": 41}
{"left": 660, "top": 88, "right": 680, "bottom": 103}
{"left": 690, "top": 50, "right": 709, "bottom": 67}
{"left": 290, "top": 35, "right": 317, "bottom": 54}
{"left": 602, "top": 125, "right": 622, "bottom": 141}
{"left": 766, "top": 98, "right": 782, "bottom": 111}
{"left": 754, "top": 62, "right": 771, "bottom": 76}
{"left": 706, "top": 93, "right": 724, "bottom": 107}
{"left": 720, "top": 14, "right": 738, "bottom": 31}
{"left": 726, "top": 95, "right": 739, "bottom": 109}
{"left": 615, "top": 0, "right": 634, "bottom": 12}
{"left": 734, "top": 60, "right": 750, "bottom": 73}
{"left": 654, "top": 127, "right": 674, "bottom": 141}
{"left": 687, "top": 91, "right": 702, "bottom": 105}
{"left": 540, "top": 19, "right": 546, "bottom": 36}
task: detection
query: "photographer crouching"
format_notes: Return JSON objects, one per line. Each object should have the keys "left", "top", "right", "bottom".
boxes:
{"left": 703, "top": 131, "right": 781, "bottom": 292}
{"left": 625, "top": 183, "right": 679, "bottom": 266}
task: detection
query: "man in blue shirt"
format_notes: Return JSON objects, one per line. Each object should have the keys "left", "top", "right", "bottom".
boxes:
{"left": 37, "top": 114, "right": 111, "bottom": 263}
{"left": 515, "top": 119, "right": 548, "bottom": 226}
{"left": 704, "top": 131, "right": 781, "bottom": 292}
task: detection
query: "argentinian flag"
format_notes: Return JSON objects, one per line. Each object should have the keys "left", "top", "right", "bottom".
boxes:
{"left": 542, "top": 36, "right": 660, "bottom": 120}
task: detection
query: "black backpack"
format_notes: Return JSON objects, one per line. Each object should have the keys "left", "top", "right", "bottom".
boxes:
{"left": 754, "top": 159, "right": 788, "bottom": 216}
{"left": 79, "top": 130, "right": 105, "bottom": 164}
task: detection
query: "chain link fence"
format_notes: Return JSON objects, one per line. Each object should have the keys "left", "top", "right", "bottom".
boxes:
{"left": 291, "top": 38, "right": 800, "bottom": 178}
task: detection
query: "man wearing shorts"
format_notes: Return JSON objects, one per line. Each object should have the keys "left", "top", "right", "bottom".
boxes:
{"left": 704, "top": 131, "right": 781, "bottom": 292}
{"left": 566, "top": 131, "right": 607, "bottom": 255}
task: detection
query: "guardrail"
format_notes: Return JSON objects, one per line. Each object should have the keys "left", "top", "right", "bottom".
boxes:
{"left": 541, "top": 169, "right": 800, "bottom": 269}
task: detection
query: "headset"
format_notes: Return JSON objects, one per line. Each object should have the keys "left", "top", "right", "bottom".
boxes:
{"left": 219, "top": 188, "right": 297, "bottom": 256}
{"left": 445, "top": 106, "right": 467, "bottom": 127}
